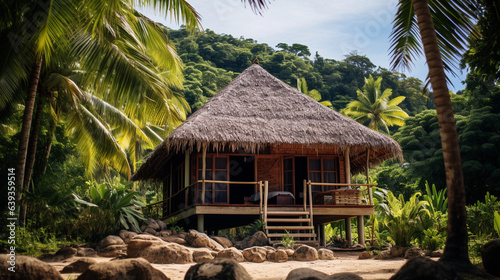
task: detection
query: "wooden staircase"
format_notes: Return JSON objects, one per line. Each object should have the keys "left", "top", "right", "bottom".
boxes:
{"left": 261, "top": 181, "right": 318, "bottom": 245}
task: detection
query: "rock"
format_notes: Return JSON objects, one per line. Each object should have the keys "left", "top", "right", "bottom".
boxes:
{"left": 185, "top": 230, "right": 224, "bottom": 251}
{"left": 331, "top": 272, "right": 364, "bottom": 280}
{"left": 404, "top": 247, "right": 424, "bottom": 259}
{"left": 211, "top": 236, "right": 233, "bottom": 248}
{"left": 285, "top": 268, "right": 330, "bottom": 280}
{"left": 127, "top": 235, "right": 165, "bottom": 257}
{"left": 234, "top": 231, "right": 269, "bottom": 249}
{"left": 389, "top": 257, "right": 457, "bottom": 280}
{"left": 216, "top": 247, "right": 245, "bottom": 262}
{"left": 129, "top": 242, "right": 193, "bottom": 264}
{"left": 98, "top": 245, "right": 127, "bottom": 258}
{"left": 98, "top": 235, "right": 125, "bottom": 248}
{"left": 430, "top": 250, "right": 443, "bottom": 258}
{"left": 157, "top": 219, "right": 167, "bottom": 230}
{"left": 184, "top": 259, "right": 252, "bottom": 280}
{"left": 146, "top": 217, "right": 160, "bottom": 231}
{"left": 268, "top": 249, "right": 288, "bottom": 262}
{"left": 193, "top": 250, "right": 215, "bottom": 263}
{"left": 358, "top": 251, "right": 372, "bottom": 259}
{"left": 318, "top": 248, "right": 334, "bottom": 260}
{"left": 61, "top": 258, "right": 98, "bottom": 273}
{"left": 161, "top": 235, "right": 187, "bottom": 245}
{"left": 242, "top": 247, "right": 267, "bottom": 263}
{"left": 285, "top": 249, "right": 295, "bottom": 257}
{"left": 159, "top": 230, "right": 172, "bottom": 237}
{"left": 55, "top": 246, "right": 77, "bottom": 259}
{"left": 482, "top": 238, "right": 500, "bottom": 277}
{"left": 379, "top": 249, "right": 391, "bottom": 260}
{"left": 76, "top": 257, "right": 168, "bottom": 280}
{"left": 390, "top": 246, "right": 407, "bottom": 258}
{"left": 119, "top": 230, "right": 138, "bottom": 243}
{"left": 293, "top": 245, "right": 318, "bottom": 261}
{"left": 0, "top": 254, "right": 63, "bottom": 280}
{"left": 145, "top": 227, "right": 158, "bottom": 235}
{"left": 77, "top": 248, "right": 97, "bottom": 257}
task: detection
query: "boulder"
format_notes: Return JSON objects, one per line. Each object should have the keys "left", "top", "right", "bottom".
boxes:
{"left": 216, "top": 247, "right": 245, "bottom": 262}
{"left": 55, "top": 246, "right": 77, "bottom": 259}
{"left": 268, "top": 249, "right": 288, "bottom": 262}
{"left": 76, "top": 258, "right": 168, "bottom": 280}
{"left": 127, "top": 236, "right": 165, "bottom": 257}
{"left": 129, "top": 242, "right": 193, "bottom": 264}
{"left": 389, "top": 257, "right": 457, "bottom": 280}
{"left": 390, "top": 246, "right": 407, "bottom": 258}
{"left": 146, "top": 217, "right": 160, "bottom": 231}
{"left": 331, "top": 272, "right": 364, "bottom": 280}
{"left": 285, "top": 268, "right": 330, "bottom": 280}
{"left": 234, "top": 231, "right": 269, "bottom": 249}
{"left": 76, "top": 248, "right": 98, "bottom": 257}
{"left": 318, "top": 248, "right": 334, "bottom": 260}
{"left": 211, "top": 236, "right": 233, "bottom": 248}
{"left": 293, "top": 245, "right": 318, "bottom": 261}
{"left": 157, "top": 219, "right": 167, "bottom": 231}
{"left": 242, "top": 247, "right": 267, "bottom": 263}
{"left": 379, "top": 249, "right": 391, "bottom": 260}
{"left": 61, "top": 258, "right": 98, "bottom": 273}
{"left": 119, "top": 230, "right": 138, "bottom": 243}
{"left": 98, "top": 245, "right": 127, "bottom": 258}
{"left": 185, "top": 230, "right": 224, "bottom": 251}
{"left": 193, "top": 250, "right": 215, "bottom": 263}
{"left": 145, "top": 227, "right": 158, "bottom": 235}
{"left": 404, "top": 247, "right": 424, "bottom": 259}
{"left": 161, "top": 235, "right": 187, "bottom": 245}
{"left": 430, "top": 250, "right": 443, "bottom": 258}
{"left": 159, "top": 230, "right": 172, "bottom": 237}
{"left": 98, "top": 235, "right": 125, "bottom": 248}
{"left": 285, "top": 249, "right": 295, "bottom": 257}
{"left": 0, "top": 254, "right": 63, "bottom": 280}
{"left": 482, "top": 238, "right": 500, "bottom": 277}
{"left": 358, "top": 251, "right": 372, "bottom": 259}
{"left": 184, "top": 259, "right": 252, "bottom": 280}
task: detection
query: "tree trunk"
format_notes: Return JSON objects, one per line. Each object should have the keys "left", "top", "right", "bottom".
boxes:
{"left": 20, "top": 94, "right": 45, "bottom": 225}
{"left": 412, "top": 0, "right": 469, "bottom": 265}
{"left": 15, "top": 57, "right": 43, "bottom": 221}
{"left": 41, "top": 116, "right": 57, "bottom": 175}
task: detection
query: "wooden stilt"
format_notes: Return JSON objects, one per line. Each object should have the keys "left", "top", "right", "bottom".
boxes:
{"left": 197, "top": 214, "right": 204, "bottom": 232}
{"left": 345, "top": 218, "right": 352, "bottom": 246}
{"left": 345, "top": 148, "right": 351, "bottom": 188}
{"left": 357, "top": 216, "right": 365, "bottom": 246}
{"left": 366, "top": 148, "right": 373, "bottom": 205}
{"left": 320, "top": 224, "right": 326, "bottom": 247}
{"left": 201, "top": 146, "right": 207, "bottom": 204}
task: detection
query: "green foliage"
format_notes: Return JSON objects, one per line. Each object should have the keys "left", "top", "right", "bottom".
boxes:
{"left": 281, "top": 230, "right": 296, "bottom": 248}
{"left": 379, "top": 191, "right": 430, "bottom": 247}
{"left": 494, "top": 211, "right": 500, "bottom": 238}
{"left": 74, "top": 180, "right": 146, "bottom": 241}
{"left": 423, "top": 182, "right": 447, "bottom": 215}
{"left": 421, "top": 229, "right": 445, "bottom": 251}
{"left": 466, "top": 192, "right": 500, "bottom": 237}
{"left": 166, "top": 217, "right": 184, "bottom": 234}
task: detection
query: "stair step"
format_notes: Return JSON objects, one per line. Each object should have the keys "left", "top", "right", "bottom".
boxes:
{"left": 266, "top": 226, "right": 314, "bottom": 230}
{"left": 266, "top": 211, "right": 309, "bottom": 216}
{"left": 267, "top": 233, "right": 317, "bottom": 238}
{"left": 267, "top": 218, "right": 311, "bottom": 223}
{"left": 269, "top": 240, "right": 320, "bottom": 246}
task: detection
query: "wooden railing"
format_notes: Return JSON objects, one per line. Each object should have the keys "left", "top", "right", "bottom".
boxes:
{"left": 306, "top": 182, "right": 377, "bottom": 206}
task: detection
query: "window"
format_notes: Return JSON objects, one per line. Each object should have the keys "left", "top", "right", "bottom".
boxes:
{"left": 197, "top": 155, "right": 229, "bottom": 203}
{"left": 283, "top": 157, "right": 293, "bottom": 193}
{"left": 308, "top": 157, "right": 338, "bottom": 194}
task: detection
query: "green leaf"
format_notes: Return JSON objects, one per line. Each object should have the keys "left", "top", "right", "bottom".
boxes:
{"left": 494, "top": 211, "right": 500, "bottom": 237}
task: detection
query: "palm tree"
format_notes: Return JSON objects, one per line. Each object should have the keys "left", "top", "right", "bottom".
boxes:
{"left": 389, "top": 0, "right": 476, "bottom": 267}
{"left": 1, "top": 0, "right": 201, "bottom": 221}
{"left": 343, "top": 75, "right": 409, "bottom": 134}
{"left": 296, "top": 78, "right": 333, "bottom": 108}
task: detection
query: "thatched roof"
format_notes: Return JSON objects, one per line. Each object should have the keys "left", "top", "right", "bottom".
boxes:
{"left": 133, "top": 63, "right": 402, "bottom": 181}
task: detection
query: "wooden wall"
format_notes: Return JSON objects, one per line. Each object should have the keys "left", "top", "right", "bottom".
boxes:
{"left": 256, "top": 156, "right": 282, "bottom": 192}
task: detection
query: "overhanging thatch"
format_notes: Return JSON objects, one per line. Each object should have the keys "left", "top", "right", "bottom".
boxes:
{"left": 133, "top": 63, "right": 402, "bottom": 181}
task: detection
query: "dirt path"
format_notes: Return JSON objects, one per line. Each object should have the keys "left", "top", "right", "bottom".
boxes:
{"left": 50, "top": 252, "right": 410, "bottom": 280}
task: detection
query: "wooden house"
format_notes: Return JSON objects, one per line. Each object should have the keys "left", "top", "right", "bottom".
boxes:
{"left": 132, "top": 62, "right": 402, "bottom": 245}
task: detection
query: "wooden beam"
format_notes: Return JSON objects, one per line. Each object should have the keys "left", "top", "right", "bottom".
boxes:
{"left": 168, "top": 163, "right": 173, "bottom": 215}
{"left": 197, "top": 214, "right": 204, "bottom": 232}
{"left": 357, "top": 216, "right": 365, "bottom": 246}
{"left": 303, "top": 179, "right": 307, "bottom": 211}
{"left": 184, "top": 152, "right": 190, "bottom": 206}
{"left": 345, "top": 218, "right": 352, "bottom": 246}
{"left": 201, "top": 146, "right": 207, "bottom": 204}
{"left": 366, "top": 148, "right": 373, "bottom": 205}
{"left": 319, "top": 224, "right": 326, "bottom": 247}
{"left": 345, "top": 148, "right": 351, "bottom": 188}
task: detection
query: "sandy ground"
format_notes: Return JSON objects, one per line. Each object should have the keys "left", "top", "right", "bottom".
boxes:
{"left": 48, "top": 252, "right": 413, "bottom": 280}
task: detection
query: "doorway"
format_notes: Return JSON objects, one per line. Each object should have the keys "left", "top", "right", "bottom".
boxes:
{"left": 295, "top": 157, "right": 308, "bottom": 205}
{"left": 229, "top": 156, "right": 256, "bottom": 204}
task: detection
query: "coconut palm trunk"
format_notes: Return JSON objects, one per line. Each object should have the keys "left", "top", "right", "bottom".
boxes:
{"left": 15, "top": 57, "right": 43, "bottom": 221}
{"left": 412, "top": 0, "right": 469, "bottom": 265}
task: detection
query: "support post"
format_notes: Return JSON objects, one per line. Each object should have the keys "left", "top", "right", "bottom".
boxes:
{"left": 169, "top": 163, "right": 173, "bottom": 215}
{"left": 197, "top": 214, "right": 204, "bottom": 232}
{"left": 357, "top": 216, "right": 365, "bottom": 246}
{"left": 201, "top": 146, "right": 207, "bottom": 204}
{"left": 303, "top": 179, "right": 307, "bottom": 211}
{"left": 366, "top": 148, "right": 373, "bottom": 205}
{"left": 345, "top": 218, "right": 352, "bottom": 246}
{"left": 263, "top": 181, "right": 269, "bottom": 226}
{"left": 259, "top": 181, "right": 263, "bottom": 215}
{"left": 345, "top": 148, "right": 351, "bottom": 188}
{"left": 319, "top": 224, "right": 326, "bottom": 247}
